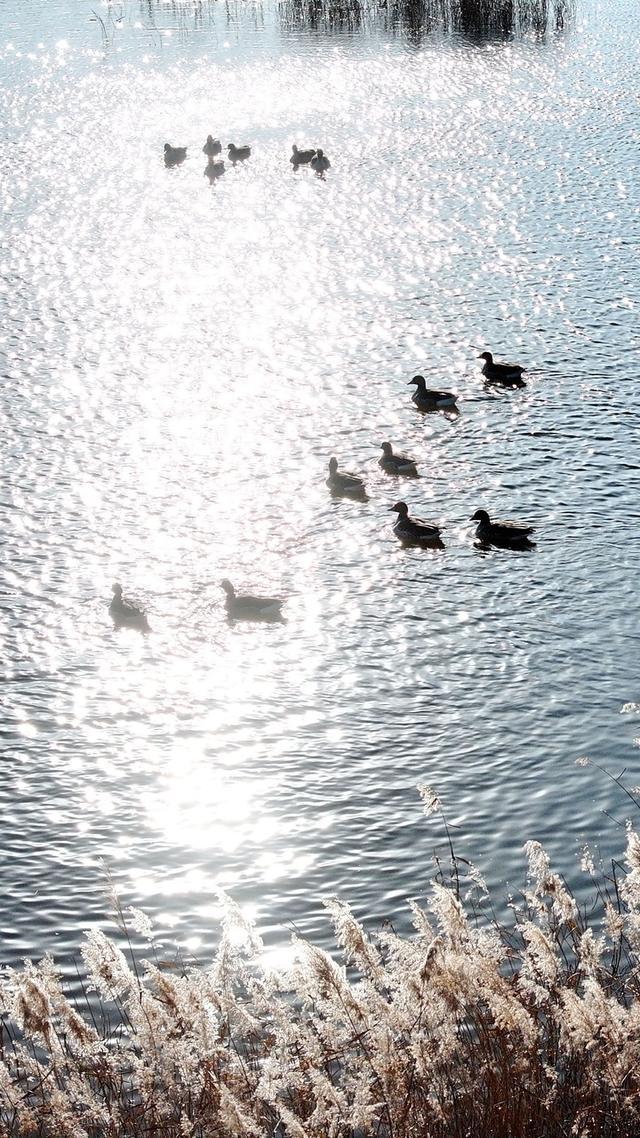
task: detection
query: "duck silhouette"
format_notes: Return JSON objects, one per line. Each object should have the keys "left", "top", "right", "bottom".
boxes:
{"left": 204, "top": 158, "right": 225, "bottom": 182}
{"left": 471, "top": 509, "right": 535, "bottom": 549}
{"left": 408, "top": 375, "right": 458, "bottom": 412}
{"left": 227, "top": 143, "right": 251, "bottom": 165}
{"left": 326, "top": 457, "right": 367, "bottom": 499}
{"left": 311, "top": 148, "right": 331, "bottom": 174}
{"left": 164, "top": 142, "right": 187, "bottom": 166}
{"left": 203, "top": 135, "right": 222, "bottom": 157}
{"left": 389, "top": 502, "right": 443, "bottom": 547}
{"left": 290, "top": 144, "right": 316, "bottom": 165}
{"left": 221, "top": 579, "right": 284, "bottom": 620}
{"left": 109, "top": 583, "right": 151, "bottom": 632}
{"left": 379, "top": 442, "right": 419, "bottom": 478}
{"left": 478, "top": 351, "right": 526, "bottom": 388}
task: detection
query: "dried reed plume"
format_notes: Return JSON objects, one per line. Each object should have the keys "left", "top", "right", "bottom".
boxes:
{"left": 1, "top": 775, "right": 640, "bottom": 1137}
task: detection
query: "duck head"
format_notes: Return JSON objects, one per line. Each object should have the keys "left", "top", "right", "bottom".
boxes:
{"left": 316, "top": 148, "right": 324, "bottom": 158}
{"left": 408, "top": 375, "right": 426, "bottom": 388}
{"left": 328, "top": 457, "right": 339, "bottom": 474}
{"left": 381, "top": 442, "right": 393, "bottom": 456}
{"left": 389, "top": 502, "right": 409, "bottom": 517}
{"left": 471, "top": 509, "right": 490, "bottom": 523}
{"left": 112, "top": 583, "right": 123, "bottom": 598}
{"left": 220, "top": 579, "right": 236, "bottom": 597}
{"left": 478, "top": 352, "right": 493, "bottom": 363}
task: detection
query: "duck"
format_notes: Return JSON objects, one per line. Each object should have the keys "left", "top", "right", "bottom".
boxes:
{"left": 203, "top": 135, "right": 222, "bottom": 157}
{"left": 478, "top": 351, "right": 526, "bottom": 387}
{"left": 379, "top": 442, "right": 419, "bottom": 478}
{"left": 221, "top": 579, "right": 284, "bottom": 620}
{"left": 290, "top": 144, "right": 316, "bottom": 165}
{"left": 408, "top": 375, "right": 458, "bottom": 411}
{"left": 164, "top": 142, "right": 187, "bottom": 166}
{"left": 109, "top": 583, "right": 151, "bottom": 632}
{"left": 227, "top": 143, "right": 251, "bottom": 165}
{"left": 389, "top": 501, "right": 443, "bottom": 546}
{"left": 471, "top": 509, "right": 535, "bottom": 548}
{"left": 310, "top": 148, "right": 331, "bottom": 173}
{"left": 204, "top": 158, "right": 225, "bottom": 181}
{"left": 326, "top": 457, "right": 367, "bottom": 498}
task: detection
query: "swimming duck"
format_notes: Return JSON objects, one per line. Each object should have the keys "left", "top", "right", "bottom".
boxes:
{"left": 203, "top": 135, "right": 222, "bottom": 157}
{"left": 326, "top": 457, "right": 367, "bottom": 498}
{"left": 204, "top": 158, "right": 225, "bottom": 181}
{"left": 478, "top": 351, "right": 526, "bottom": 387}
{"left": 227, "top": 143, "right": 251, "bottom": 164}
{"left": 471, "top": 509, "right": 535, "bottom": 548}
{"left": 311, "top": 148, "right": 331, "bottom": 173}
{"left": 379, "top": 442, "right": 419, "bottom": 478}
{"left": 290, "top": 144, "right": 316, "bottom": 165}
{"left": 164, "top": 142, "right": 187, "bottom": 166}
{"left": 221, "top": 579, "right": 284, "bottom": 620}
{"left": 389, "top": 501, "right": 443, "bottom": 546}
{"left": 408, "top": 375, "right": 458, "bottom": 411}
{"left": 109, "top": 583, "right": 151, "bottom": 632}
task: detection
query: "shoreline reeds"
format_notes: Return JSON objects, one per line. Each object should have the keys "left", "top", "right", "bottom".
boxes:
{"left": 278, "top": 0, "right": 575, "bottom": 38}
{"left": 133, "top": 0, "right": 576, "bottom": 39}
{"left": 1, "top": 771, "right": 640, "bottom": 1137}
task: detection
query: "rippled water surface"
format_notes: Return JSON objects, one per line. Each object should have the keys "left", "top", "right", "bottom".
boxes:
{"left": 1, "top": 0, "right": 639, "bottom": 970}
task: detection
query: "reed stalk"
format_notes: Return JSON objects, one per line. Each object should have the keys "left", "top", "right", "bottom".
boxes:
{"left": 1, "top": 766, "right": 638, "bottom": 1137}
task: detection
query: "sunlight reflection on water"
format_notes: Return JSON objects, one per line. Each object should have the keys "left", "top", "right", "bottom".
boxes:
{"left": 0, "top": 0, "right": 639, "bottom": 973}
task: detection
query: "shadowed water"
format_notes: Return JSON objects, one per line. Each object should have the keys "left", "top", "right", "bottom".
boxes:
{"left": 0, "top": 0, "right": 639, "bottom": 971}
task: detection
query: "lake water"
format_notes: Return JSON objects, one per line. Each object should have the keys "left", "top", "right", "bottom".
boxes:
{"left": 1, "top": 0, "right": 639, "bottom": 974}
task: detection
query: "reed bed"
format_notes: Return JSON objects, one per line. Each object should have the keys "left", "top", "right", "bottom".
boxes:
{"left": 1, "top": 780, "right": 639, "bottom": 1137}
{"left": 278, "top": 0, "right": 574, "bottom": 37}
{"left": 138, "top": 0, "right": 574, "bottom": 37}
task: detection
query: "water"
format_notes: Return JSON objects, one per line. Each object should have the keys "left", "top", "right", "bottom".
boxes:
{"left": 1, "top": 0, "right": 639, "bottom": 974}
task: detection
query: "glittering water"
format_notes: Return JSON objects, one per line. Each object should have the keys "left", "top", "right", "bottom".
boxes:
{"left": 1, "top": 0, "right": 639, "bottom": 972}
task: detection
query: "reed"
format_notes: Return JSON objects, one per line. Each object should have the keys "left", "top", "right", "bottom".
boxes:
{"left": 137, "top": 0, "right": 575, "bottom": 36}
{"left": 279, "top": 0, "right": 575, "bottom": 37}
{"left": 1, "top": 774, "right": 639, "bottom": 1137}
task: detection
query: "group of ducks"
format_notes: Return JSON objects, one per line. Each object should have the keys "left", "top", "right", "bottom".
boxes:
{"left": 108, "top": 350, "right": 533, "bottom": 631}
{"left": 162, "top": 137, "right": 332, "bottom": 183}
{"left": 323, "top": 355, "right": 533, "bottom": 554}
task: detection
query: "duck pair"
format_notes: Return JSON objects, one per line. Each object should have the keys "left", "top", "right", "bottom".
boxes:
{"left": 408, "top": 353, "right": 527, "bottom": 409}
{"left": 289, "top": 145, "right": 330, "bottom": 172}
{"left": 390, "top": 504, "right": 535, "bottom": 550}
{"left": 328, "top": 445, "right": 419, "bottom": 495}
{"left": 109, "top": 580, "right": 284, "bottom": 629}
{"left": 290, "top": 146, "right": 331, "bottom": 172}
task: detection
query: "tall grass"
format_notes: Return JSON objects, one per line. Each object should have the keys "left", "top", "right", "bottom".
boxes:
{"left": 1, "top": 776, "right": 639, "bottom": 1137}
